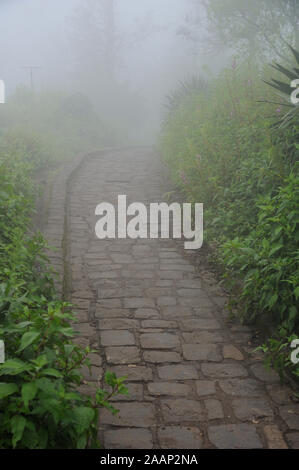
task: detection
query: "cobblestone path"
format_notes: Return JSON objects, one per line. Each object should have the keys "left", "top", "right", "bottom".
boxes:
{"left": 65, "top": 147, "right": 299, "bottom": 449}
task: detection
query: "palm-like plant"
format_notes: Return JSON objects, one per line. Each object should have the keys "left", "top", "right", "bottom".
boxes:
{"left": 164, "top": 75, "right": 208, "bottom": 117}
{"left": 263, "top": 44, "right": 299, "bottom": 128}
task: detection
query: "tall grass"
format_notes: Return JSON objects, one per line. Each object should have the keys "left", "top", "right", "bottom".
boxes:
{"left": 160, "top": 60, "right": 299, "bottom": 381}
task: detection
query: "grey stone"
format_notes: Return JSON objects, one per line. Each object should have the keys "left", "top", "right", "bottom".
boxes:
{"left": 286, "top": 432, "right": 299, "bottom": 449}
{"left": 111, "top": 254, "right": 134, "bottom": 263}
{"left": 176, "top": 280, "right": 202, "bottom": 289}
{"left": 219, "top": 379, "right": 263, "bottom": 397}
{"left": 232, "top": 398, "right": 274, "bottom": 421}
{"left": 202, "top": 363, "right": 248, "bottom": 378}
{"left": 88, "top": 353, "right": 102, "bottom": 367}
{"left": 141, "top": 320, "right": 177, "bottom": 329}
{"left": 180, "top": 319, "right": 221, "bottom": 331}
{"left": 266, "top": 384, "right": 293, "bottom": 405}
{"left": 104, "top": 428, "right": 153, "bottom": 449}
{"left": 157, "top": 297, "right": 177, "bottom": 306}
{"left": 74, "top": 323, "right": 96, "bottom": 337}
{"left": 179, "top": 297, "right": 213, "bottom": 308}
{"left": 159, "top": 271, "right": 184, "bottom": 280}
{"left": 109, "top": 383, "right": 144, "bottom": 402}
{"left": 95, "top": 308, "right": 131, "bottom": 319}
{"left": 124, "top": 298, "right": 155, "bottom": 309}
{"left": 263, "top": 425, "right": 288, "bottom": 449}
{"left": 144, "top": 351, "right": 181, "bottom": 363}
{"left": 105, "top": 346, "right": 141, "bottom": 364}
{"left": 110, "top": 365, "right": 153, "bottom": 381}
{"left": 81, "top": 365, "right": 103, "bottom": 382}
{"left": 148, "top": 382, "right": 190, "bottom": 397}
{"left": 97, "top": 299, "right": 122, "bottom": 308}
{"left": 98, "top": 318, "right": 138, "bottom": 330}
{"left": 99, "top": 287, "right": 142, "bottom": 298}
{"left": 250, "top": 363, "right": 279, "bottom": 383}
{"left": 279, "top": 405, "right": 299, "bottom": 430}
{"left": 223, "top": 345, "right": 244, "bottom": 361}
{"left": 205, "top": 399, "right": 224, "bottom": 420}
{"left": 161, "top": 306, "right": 193, "bottom": 319}
{"left": 183, "top": 331, "right": 225, "bottom": 343}
{"left": 161, "top": 399, "right": 204, "bottom": 422}
{"left": 140, "top": 333, "right": 180, "bottom": 349}
{"left": 134, "top": 308, "right": 160, "bottom": 319}
{"left": 158, "top": 365, "right": 198, "bottom": 380}
{"left": 100, "top": 330, "right": 135, "bottom": 346}
{"left": 183, "top": 344, "right": 222, "bottom": 362}
{"left": 208, "top": 424, "right": 263, "bottom": 449}
{"left": 158, "top": 426, "right": 202, "bottom": 449}
{"left": 101, "top": 402, "right": 156, "bottom": 427}
{"left": 195, "top": 381, "right": 216, "bottom": 397}
{"left": 177, "top": 288, "right": 203, "bottom": 297}
{"left": 146, "top": 288, "right": 173, "bottom": 297}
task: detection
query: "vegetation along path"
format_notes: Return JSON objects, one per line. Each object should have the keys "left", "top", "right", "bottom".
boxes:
{"left": 60, "top": 147, "right": 299, "bottom": 449}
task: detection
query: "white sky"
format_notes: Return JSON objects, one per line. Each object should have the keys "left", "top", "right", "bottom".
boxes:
{"left": 0, "top": 0, "right": 191, "bottom": 92}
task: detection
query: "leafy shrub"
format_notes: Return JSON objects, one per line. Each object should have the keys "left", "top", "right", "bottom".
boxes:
{"left": 221, "top": 174, "right": 299, "bottom": 331}
{"left": 160, "top": 59, "right": 299, "bottom": 380}
{"left": 0, "top": 129, "right": 55, "bottom": 172}
{"left": 164, "top": 75, "right": 208, "bottom": 119}
{"left": 263, "top": 44, "right": 299, "bottom": 128}
{"left": 0, "top": 138, "right": 127, "bottom": 448}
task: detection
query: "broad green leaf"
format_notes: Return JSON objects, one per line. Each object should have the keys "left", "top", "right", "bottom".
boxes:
{"left": 0, "top": 359, "right": 32, "bottom": 376}
{"left": 11, "top": 415, "right": 27, "bottom": 448}
{"left": 18, "top": 330, "right": 40, "bottom": 352}
{"left": 76, "top": 434, "right": 87, "bottom": 450}
{"left": 22, "top": 382, "right": 38, "bottom": 408}
{"left": 31, "top": 354, "right": 49, "bottom": 368}
{"left": 268, "top": 294, "right": 278, "bottom": 309}
{"left": 41, "top": 368, "right": 63, "bottom": 378}
{"left": 72, "top": 407, "right": 95, "bottom": 433}
{"left": 0, "top": 382, "right": 18, "bottom": 399}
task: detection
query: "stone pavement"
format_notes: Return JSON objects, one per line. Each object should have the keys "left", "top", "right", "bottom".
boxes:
{"left": 62, "top": 147, "right": 299, "bottom": 449}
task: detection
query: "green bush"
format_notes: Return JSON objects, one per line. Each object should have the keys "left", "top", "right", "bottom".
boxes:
{"left": 160, "top": 59, "right": 299, "bottom": 380}
{"left": 0, "top": 137, "right": 127, "bottom": 448}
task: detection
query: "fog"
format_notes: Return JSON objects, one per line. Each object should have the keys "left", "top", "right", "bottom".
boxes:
{"left": 0, "top": 0, "right": 218, "bottom": 143}
{"left": 2, "top": 0, "right": 292, "bottom": 145}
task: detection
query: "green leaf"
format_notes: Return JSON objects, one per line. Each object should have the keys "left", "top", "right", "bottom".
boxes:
{"left": 22, "top": 382, "right": 38, "bottom": 408}
{"left": 0, "top": 382, "right": 18, "bottom": 399}
{"left": 72, "top": 407, "right": 95, "bottom": 433}
{"left": 11, "top": 415, "right": 27, "bottom": 448}
{"left": 60, "top": 327, "right": 74, "bottom": 337}
{"left": 76, "top": 434, "right": 87, "bottom": 450}
{"left": 269, "top": 244, "right": 283, "bottom": 257}
{"left": 31, "top": 354, "right": 49, "bottom": 369}
{"left": 41, "top": 368, "right": 63, "bottom": 378}
{"left": 0, "top": 359, "right": 32, "bottom": 376}
{"left": 268, "top": 293, "right": 278, "bottom": 309}
{"left": 18, "top": 330, "right": 40, "bottom": 352}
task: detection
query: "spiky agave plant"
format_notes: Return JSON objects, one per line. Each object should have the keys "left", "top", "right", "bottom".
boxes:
{"left": 164, "top": 75, "right": 208, "bottom": 119}
{"left": 263, "top": 44, "right": 299, "bottom": 128}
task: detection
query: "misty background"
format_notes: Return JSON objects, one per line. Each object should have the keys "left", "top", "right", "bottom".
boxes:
{"left": 0, "top": 0, "right": 297, "bottom": 145}
{"left": 0, "top": 0, "right": 225, "bottom": 144}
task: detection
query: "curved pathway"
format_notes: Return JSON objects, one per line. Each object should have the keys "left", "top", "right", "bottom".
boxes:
{"left": 62, "top": 147, "right": 299, "bottom": 449}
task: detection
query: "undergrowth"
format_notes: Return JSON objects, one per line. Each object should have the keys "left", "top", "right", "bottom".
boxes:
{"left": 0, "top": 98, "right": 127, "bottom": 449}
{"left": 160, "top": 58, "right": 299, "bottom": 381}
